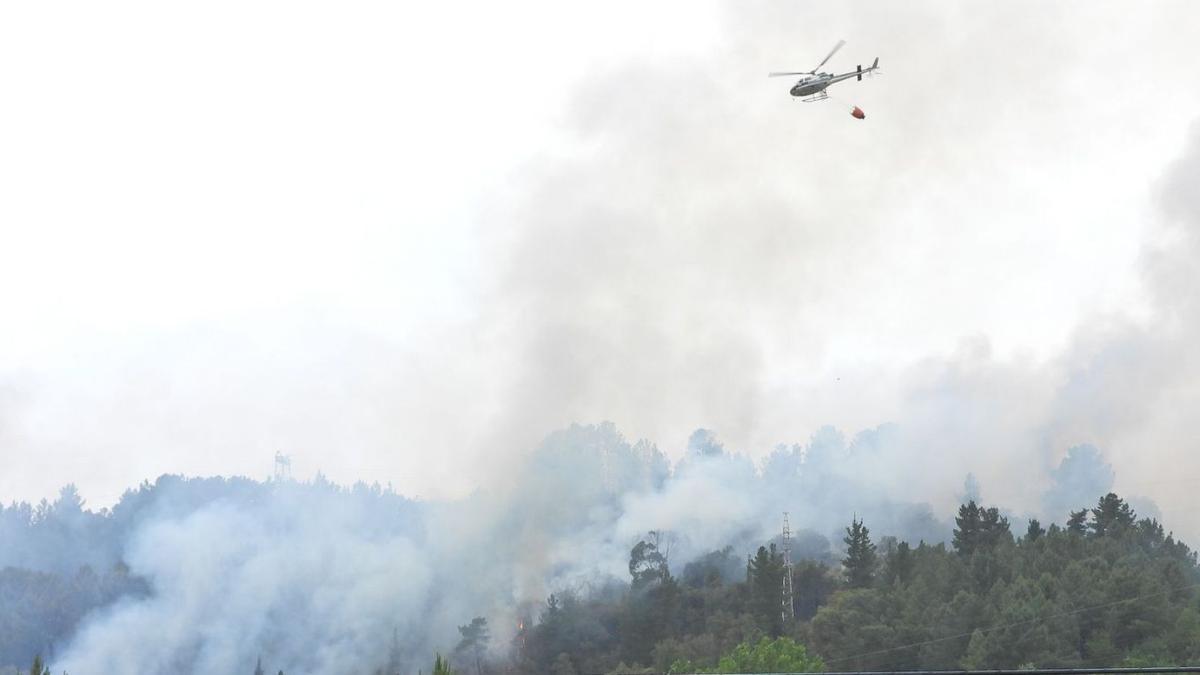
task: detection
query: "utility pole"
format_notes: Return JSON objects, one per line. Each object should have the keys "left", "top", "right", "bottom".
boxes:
{"left": 599, "top": 446, "right": 615, "bottom": 494}
{"left": 781, "top": 511, "right": 795, "bottom": 622}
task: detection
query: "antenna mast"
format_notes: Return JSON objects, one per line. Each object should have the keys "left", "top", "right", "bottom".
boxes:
{"left": 274, "top": 452, "right": 293, "bottom": 482}
{"left": 599, "top": 446, "right": 616, "bottom": 494}
{"left": 781, "top": 511, "right": 795, "bottom": 622}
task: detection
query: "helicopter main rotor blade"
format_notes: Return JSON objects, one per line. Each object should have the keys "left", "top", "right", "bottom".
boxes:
{"left": 812, "top": 39, "right": 846, "bottom": 72}
{"left": 768, "top": 71, "right": 808, "bottom": 77}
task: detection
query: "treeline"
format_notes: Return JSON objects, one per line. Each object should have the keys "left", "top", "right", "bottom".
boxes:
{"left": 0, "top": 564, "right": 146, "bottom": 672}
{"left": 0, "top": 475, "right": 419, "bottom": 673}
{"left": 0, "top": 431, "right": 1193, "bottom": 674}
{"left": 0, "top": 483, "right": 153, "bottom": 668}
{"left": 506, "top": 492, "right": 1199, "bottom": 674}
{"left": 4, "top": 490, "right": 1197, "bottom": 674}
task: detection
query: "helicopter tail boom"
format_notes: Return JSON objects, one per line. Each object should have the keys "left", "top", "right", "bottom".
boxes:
{"left": 857, "top": 57, "right": 880, "bottom": 80}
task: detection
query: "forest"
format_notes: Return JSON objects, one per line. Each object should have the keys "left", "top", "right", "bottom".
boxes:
{"left": 0, "top": 426, "right": 1197, "bottom": 674}
{"left": 510, "top": 493, "right": 1199, "bottom": 674}
{"left": 4, "top": 491, "right": 1197, "bottom": 674}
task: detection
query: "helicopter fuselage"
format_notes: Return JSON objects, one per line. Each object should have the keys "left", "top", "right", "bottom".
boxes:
{"left": 790, "top": 78, "right": 829, "bottom": 97}
{"left": 789, "top": 70, "right": 861, "bottom": 97}
{"left": 771, "top": 42, "right": 879, "bottom": 101}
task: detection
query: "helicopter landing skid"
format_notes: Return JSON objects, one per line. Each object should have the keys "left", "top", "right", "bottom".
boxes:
{"left": 800, "top": 91, "right": 829, "bottom": 103}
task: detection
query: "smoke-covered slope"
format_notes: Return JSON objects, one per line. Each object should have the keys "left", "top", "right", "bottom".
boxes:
{"left": 1, "top": 422, "right": 1184, "bottom": 674}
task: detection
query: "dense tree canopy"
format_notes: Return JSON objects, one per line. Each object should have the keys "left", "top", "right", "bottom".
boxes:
{"left": 511, "top": 492, "right": 1198, "bottom": 673}
{"left": 670, "top": 636, "right": 825, "bottom": 674}
{"left": 2, "top": 476, "right": 1196, "bottom": 675}
{"left": 842, "top": 518, "right": 877, "bottom": 589}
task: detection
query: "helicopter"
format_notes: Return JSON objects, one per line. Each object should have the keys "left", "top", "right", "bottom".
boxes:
{"left": 769, "top": 40, "right": 879, "bottom": 102}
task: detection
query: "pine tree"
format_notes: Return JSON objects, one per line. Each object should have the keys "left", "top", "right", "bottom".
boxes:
{"left": 978, "top": 506, "right": 1011, "bottom": 548}
{"left": 1090, "top": 492, "right": 1136, "bottom": 537}
{"left": 386, "top": 626, "right": 403, "bottom": 674}
{"left": 961, "top": 629, "right": 990, "bottom": 669}
{"left": 842, "top": 517, "right": 876, "bottom": 588}
{"left": 29, "top": 655, "right": 49, "bottom": 675}
{"left": 1025, "top": 518, "right": 1045, "bottom": 542}
{"left": 1067, "top": 509, "right": 1089, "bottom": 535}
{"left": 254, "top": 656, "right": 264, "bottom": 675}
{"left": 884, "top": 540, "right": 914, "bottom": 586}
{"left": 455, "top": 617, "right": 490, "bottom": 675}
{"left": 954, "top": 501, "right": 1011, "bottom": 554}
{"left": 748, "top": 544, "right": 786, "bottom": 635}
{"left": 953, "top": 501, "right": 982, "bottom": 555}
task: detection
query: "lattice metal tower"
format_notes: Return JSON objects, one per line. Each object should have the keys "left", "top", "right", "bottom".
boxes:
{"left": 273, "top": 452, "right": 293, "bottom": 481}
{"left": 781, "top": 511, "right": 795, "bottom": 622}
{"left": 599, "top": 446, "right": 615, "bottom": 494}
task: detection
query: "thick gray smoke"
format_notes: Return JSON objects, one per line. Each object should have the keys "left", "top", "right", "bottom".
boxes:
{"left": 5, "top": 2, "right": 1200, "bottom": 673}
{"left": 3, "top": 0, "right": 1197, "bottom": 532}
{"left": 52, "top": 480, "right": 431, "bottom": 674}
{"left": 43, "top": 424, "right": 951, "bottom": 675}
{"left": 464, "top": 1, "right": 1200, "bottom": 535}
{"left": 883, "top": 120, "right": 1200, "bottom": 532}
{"left": 37, "top": 411, "right": 1190, "bottom": 675}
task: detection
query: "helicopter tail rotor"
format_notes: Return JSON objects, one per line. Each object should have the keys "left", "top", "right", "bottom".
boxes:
{"left": 856, "top": 57, "right": 881, "bottom": 81}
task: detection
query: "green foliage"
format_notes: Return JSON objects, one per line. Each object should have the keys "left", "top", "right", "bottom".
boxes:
{"left": 668, "top": 636, "right": 824, "bottom": 673}
{"left": 630, "top": 533, "right": 673, "bottom": 591}
{"left": 619, "top": 535, "right": 684, "bottom": 665}
{"left": 9, "top": 487, "right": 1197, "bottom": 675}
{"left": 747, "top": 544, "right": 785, "bottom": 635}
{"left": 808, "top": 589, "right": 898, "bottom": 670}
{"left": 883, "top": 541, "right": 915, "bottom": 587}
{"left": 682, "top": 546, "right": 740, "bottom": 589}
{"left": 0, "top": 563, "right": 148, "bottom": 669}
{"left": 954, "top": 502, "right": 982, "bottom": 555}
{"left": 842, "top": 517, "right": 876, "bottom": 588}
{"left": 1090, "top": 493, "right": 1136, "bottom": 537}
{"left": 801, "top": 496, "right": 1197, "bottom": 671}
{"left": 28, "top": 655, "right": 48, "bottom": 675}
{"left": 515, "top": 493, "right": 1197, "bottom": 674}
{"left": 454, "top": 617, "right": 490, "bottom": 674}
{"left": 1025, "top": 519, "right": 1045, "bottom": 542}
{"left": 953, "top": 501, "right": 1012, "bottom": 556}
{"left": 1067, "top": 509, "right": 1089, "bottom": 535}
{"left": 432, "top": 653, "right": 454, "bottom": 675}
{"left": 793, "top": 560, "right": 837, "bottom": 619}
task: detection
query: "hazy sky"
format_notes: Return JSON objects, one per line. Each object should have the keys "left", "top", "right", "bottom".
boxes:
{"left": 2, "top": 1, "right": 1199, "bottom": 532}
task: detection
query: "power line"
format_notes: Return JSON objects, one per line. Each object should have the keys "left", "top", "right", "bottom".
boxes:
{"left": 612, "top": 667, "right": 1200, "bottom": 675}
{"left": 672, "top": 662, "right": 1200, "bottom": 667}
{"left": 584, "top": 565, "right": 1200, "bottom": 675}
{"left": 820, "top": 662, "right": 1200, "bottom": 667}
